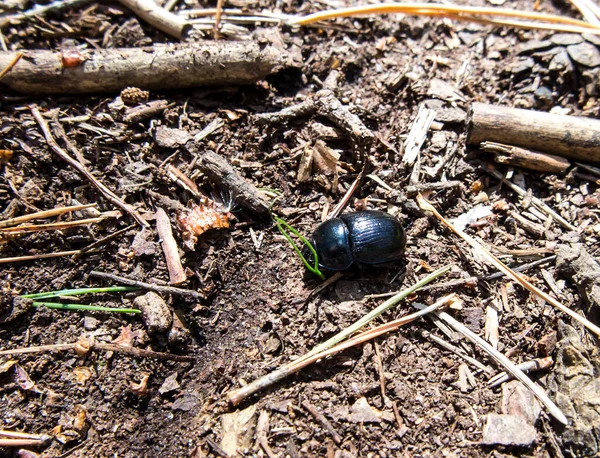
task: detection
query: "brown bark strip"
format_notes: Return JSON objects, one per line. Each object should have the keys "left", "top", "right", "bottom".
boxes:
{"left": 481, "top": 141, "right": 571, "bottom": 174}
{"left": 0, "top": 42, "right": 287, "bottom": 95}
{"left": 468, "top": 102, "right": 600, "bottom": 163}
{"left": 155, "top": 208, "right": 187, "bottom": 285}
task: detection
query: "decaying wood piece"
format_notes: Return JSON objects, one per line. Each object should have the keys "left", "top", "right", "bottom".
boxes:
{"left": 188, "top": 147, "right": 270, "bottom": 217}
{"left": 155, "top": 208, "right": 187, "bottom": 285}
{"left": 481, "top": 141, "right": 571, "bottom": 174}
{"left": 468, "top": 103, "right": 600, "bottom": 162}
{"left": 0, "top": 41, "right": 288, "bottom": 94}
{"left": 117, "top": 0, "right": 191, "bottom": 39}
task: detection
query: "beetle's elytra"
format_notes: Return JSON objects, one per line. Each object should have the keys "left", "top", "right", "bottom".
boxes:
{"left": 305, "top": 210, "right": 406, "bottom": 272}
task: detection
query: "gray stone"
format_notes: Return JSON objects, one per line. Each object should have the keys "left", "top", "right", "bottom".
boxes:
{"left": 567, "top": 42, "right": 600, "bottom": 67}
{"left": 509, "top": 57, "right": 535, "bottom": 74}
{"left": 501, "top": 381, "right": 542, "bottom": 425}
{"left": 158, "top": 372, "right": 180, "bottom": 395}
{"left": 83, "top": 315, "right": 98, "bottom": 331}
{"left": 134, "top": 292, "right": 173, "bottom": 334}
{"left": 581, "top": 68, "right": 600, "bottom": 98}
{"left": 583, "top": 33, "right": 600, "bottom": 47}
{"left": 481, "top": 414, "right": 537, "bottom": 446}
{"left": 517, "top": 40, "right": 553, "bottom": 55}
{"left": 551, "top": 33, "right": 584, "bottom": 46}
{"left": 534, "top": 86, "right": 554, "bottom": 108}
{"left": 549, "top": 49, "right": 575, "bottom": 73}
{"left": 423, "top": 99, "right": 467, "bottom": 124}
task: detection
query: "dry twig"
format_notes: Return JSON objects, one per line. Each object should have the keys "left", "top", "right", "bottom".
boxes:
{"left": 89, "top": 270, "right": 204, "bottom": 301}
{"left": 0, "top": 203, "right": 97, "bottom": 229}
{"left": 227, "top": 293, "right": 455, "bottom": 406}
{"left": 0, "top": 340, "right": 194, "bottom": 362}
{"left": 417, "top": 195, "right": 600, "bottom": 338}
{"left": 155, "top": 208, "right": 187, "bottom": 284}
{"left": 31, "top": 107, "right": 148, "bottom": 227}
{"left": 117, "top": 0, "right": 191, "bottom": 39}
{"left": 418, "top": 305, "right": 567, "bottom": 425}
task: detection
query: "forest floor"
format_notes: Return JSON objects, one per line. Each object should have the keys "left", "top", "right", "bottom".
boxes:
{"left": 1, "top": 0, "right": 600, "bottom": 456}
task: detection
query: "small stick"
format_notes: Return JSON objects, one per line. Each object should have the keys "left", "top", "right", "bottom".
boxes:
{"left": 402, "top": 104, "right": 436, "bottom": 166}
{"left": 417, "top": 195, "right": 600, "bottom": 338}
{"left": 227, "top": 294, "right": 454, "bottom": 406}
{"left": 0, "top": 203, "right": 97, "bottom": 229}
{"left": 328, "top": 162, "right": 368, "bottom": 219}
{"left": 481, "top": 141, "right": 570, "bottom": 174}
{"left": 155, "top": 208, "right": 187, "bottom": 285}
{"left": 0, "top": 51, "right": 22, "bottom": 81}
{"left": 89, "top": 270, "right": 204, "bottom": 301}
{"left": 566, "top": 0, "right": 600, "bottom": 25}
{"left": 0, "top": 438, "right": 49, "bottom": 447}
{"left": 31, "top": 107, "right": 148, "bottom": 228}
{"left": 0, "top": 217, "right": 106, "bottom": 235}
{"left": 301, "top": 400, "right": 343, "bottom": 445}
{"left": 0, "top": 250, "right": 84, "bottom": 264}
{"left": 374, "top": 340, "right": 387, "bottom": 401}
{"left": 488, "top": 356, "right": 554, "bottom": 387}
{"left": 486, "top": 167, "right": 576, "bottom": 232}
{"left": 421, "top": 330, "right": 493, "bottom": 374}
{"left": 0, "top": 0, "right": 90, "bottom": 29}
{"left": 75, "top": 223, "right": 137, "bottom": 257}
{"left": 117, "top": 0, "right": 191, "bottom": 39}
{"left": 189, "top": 148, "right": 270, "bottom": 216}
{"left": 214, "top": 0, "right": 225, "bottom": 35}
{"left": 255, "top": 411, "right": 277, "bottom": 458}
{"left": 421, "top": 306, "right": 567, "bottom": 425}
{"left": 124, "top": 100, "right": 171, "bottom": 124}
{"left": 0, "top": 430, "right": 52, "bottom": 443}
{"left": 0, "top": 341, "right": 194, "bottom": 362}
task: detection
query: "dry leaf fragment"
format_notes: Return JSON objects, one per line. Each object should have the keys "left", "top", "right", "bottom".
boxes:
{"left": 177, "top": 198, "right": 232, "bottom": 250}
{"left": 130, "top": 373, "right": 150, "bottom": 396}
{"left": 297, "top": 145, "right": 314, "bottom": 182}
{"left": 0, "top": 149, "right": 13, "bottom": 163}
{"left": 73, "top": 366, "right": 93, "bottom": 385}
{"left": 111, "top": 325, "right": 136, "bottom": 347}
{"left": 74, "top": 336, "right": 93, "bottom": 357}
{"left": 0, "top": 359, "right": 17, "bottom": 374}
{"left": 14, "top": 364, "right": 39, "bottom": 392}
{"left": 72, "top": 405, "right": 88, "bottom": 434}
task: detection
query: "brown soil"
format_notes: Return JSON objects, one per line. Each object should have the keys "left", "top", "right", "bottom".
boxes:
{"left": 1, "top": 0, "right": 599, "bottom": 457}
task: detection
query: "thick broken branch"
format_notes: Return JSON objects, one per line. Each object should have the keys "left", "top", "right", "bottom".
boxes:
{"left": 0, "top": 42, "right": 288, "bottom": 94}
{"left": 468, "top": 103, "right": 600, "bottom": 162}
{"left": 188, "top": 148, "right": 270, "bottom": 217}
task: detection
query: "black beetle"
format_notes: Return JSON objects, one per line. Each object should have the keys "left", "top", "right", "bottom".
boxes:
{"left": 304, "top": 210, "right": 406, "bottom": 272}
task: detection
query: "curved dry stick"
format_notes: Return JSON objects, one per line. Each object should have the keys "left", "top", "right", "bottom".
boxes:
{"left": 288, "top": 2, "right": 600, "bottom": 34}
{"left": 31, "top": 107, "right": 149, "bottom": 228}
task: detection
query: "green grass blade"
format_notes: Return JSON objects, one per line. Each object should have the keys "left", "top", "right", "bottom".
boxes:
{"left": 32, "top": 302, "right": 141, "bottom": 314}
{"left": 22, "top": 286, "right": 139, "bottom": 300}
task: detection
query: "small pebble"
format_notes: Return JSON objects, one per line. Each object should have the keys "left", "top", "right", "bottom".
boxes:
{"left": 481, "top": 414, "right": 537, "bottom": 446}
{"left": 134, "top": 292, "right": 173, "bottom": 334}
